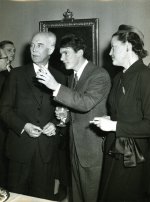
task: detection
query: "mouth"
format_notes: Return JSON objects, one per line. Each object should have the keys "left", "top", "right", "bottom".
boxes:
{"left": 32, "top": 54, "right": 39, "bottom": 58}
{"left": 9, "top": 55, "right": 14, "bottom": 59}
{"left": 63, "top": 61, "right": 69, "bottom": 65}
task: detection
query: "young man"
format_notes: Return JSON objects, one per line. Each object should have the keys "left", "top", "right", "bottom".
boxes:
{"left": 36, "top": 34, "right": 111, "bottom": 202}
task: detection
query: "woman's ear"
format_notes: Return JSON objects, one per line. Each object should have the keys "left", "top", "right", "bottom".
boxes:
{"left": 126, "top": 42, "right": 132, "bottom": 52}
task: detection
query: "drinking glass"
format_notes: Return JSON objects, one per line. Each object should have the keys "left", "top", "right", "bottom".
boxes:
{"left": 56, "top": 107, "right": 68, "bottom": 127}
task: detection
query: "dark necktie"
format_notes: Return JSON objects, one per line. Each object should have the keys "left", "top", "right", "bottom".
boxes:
{"left": 72, "top": 73, "right": 78, "bottom": 89}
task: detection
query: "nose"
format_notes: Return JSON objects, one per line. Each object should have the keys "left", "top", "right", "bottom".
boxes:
{"left": 6, "top": 58, "right": 9, "bottom": 64}
{"left": 109, "top": 48, "right": 112, "bottom": 56}
{"left": 10, "top": 51, "right": 15, "bottom": 57}
{"left": 12, "top": 50, "right": 16, "bottom": 55}
{"left": 60, "top": 54, "right": 64, "bottom": 61}
{"left": 31, "top": 44, "right": 36, "bottom": 52}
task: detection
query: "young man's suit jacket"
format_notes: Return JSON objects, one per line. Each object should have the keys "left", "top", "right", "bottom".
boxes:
{"left": 54, "top": 61, "right": 111, "bottom": 167}
{"left": 0, "top": 64, "right": 65, "bottom": 163}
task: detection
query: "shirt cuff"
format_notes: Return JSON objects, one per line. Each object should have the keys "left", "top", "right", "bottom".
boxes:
{"left": 53, "top": 84, "right": 61, "bottom": 97}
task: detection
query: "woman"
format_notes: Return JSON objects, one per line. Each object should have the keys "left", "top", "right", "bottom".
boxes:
{"left": 91, "top": 25, "right": 150, "bottom": 202}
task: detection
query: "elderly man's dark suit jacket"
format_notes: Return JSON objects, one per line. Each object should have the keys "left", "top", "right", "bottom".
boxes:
{"left": 0, "top": 70, "right": 9, "bottom": 154}
{"left": 0, "top": 70, "right": 9, "bottom": 187}
{"left": 0, "top": 64, "right": 65, "bottom": 163}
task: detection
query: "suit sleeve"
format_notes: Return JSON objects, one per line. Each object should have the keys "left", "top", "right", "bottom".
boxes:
{"left": 54, "top": 68, "right": 111, "bottom": 112}
{"left": 0, "top": 70, "right": 26, "bottom": 135}
{"left": 116, "top": 70, "right": 150, "bottom": 138}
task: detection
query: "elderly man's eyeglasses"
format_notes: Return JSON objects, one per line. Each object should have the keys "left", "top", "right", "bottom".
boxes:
{"left": 0, "top": 57, "right": 8, "bottom": 60}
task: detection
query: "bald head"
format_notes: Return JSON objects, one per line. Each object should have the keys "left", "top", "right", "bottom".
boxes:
{"left": 30, "top": 32, "right": 56, "bottom": 66}
{"left": 32, "top": 32, "right": 56, "bottom": 47}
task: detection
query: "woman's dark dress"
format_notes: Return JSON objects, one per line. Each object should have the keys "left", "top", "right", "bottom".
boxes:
{"left": 99, "top": 60, "right": 150, "bottom": 202}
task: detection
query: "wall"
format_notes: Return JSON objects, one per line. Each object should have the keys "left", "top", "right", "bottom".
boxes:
{"left": 0, "top": 0, "right": 150, "bottom": 75}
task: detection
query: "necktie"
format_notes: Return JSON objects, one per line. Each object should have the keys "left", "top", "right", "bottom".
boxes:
{"left": 72, "top": 73, "right": 78, "bottom": 89}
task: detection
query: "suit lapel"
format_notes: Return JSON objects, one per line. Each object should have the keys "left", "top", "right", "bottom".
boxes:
{"left": 24, "top": 64, "right": 43, "bottom": 105}
{"left": 68, "top": 74, "right": 74, "bottom": 89}
{"left": 41, "top": 65, "right": 54, "bottom": 104}
{"left": 68, "top": 62, "right": 93, "bottom": 90}
{"left": 76, "top": 62, "right": 93, "bottom": 90}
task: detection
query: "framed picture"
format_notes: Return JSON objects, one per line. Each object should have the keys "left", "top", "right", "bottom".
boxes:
{"left": 39, "top": 17, "right": 99, "bottom": 66}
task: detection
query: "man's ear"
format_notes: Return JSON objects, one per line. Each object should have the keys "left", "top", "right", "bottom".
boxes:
{"left": 77, "top": 49, "right": 84, "bottom": 57}
{"left": 48, "top": 46, "right": 55, "bottom": 55}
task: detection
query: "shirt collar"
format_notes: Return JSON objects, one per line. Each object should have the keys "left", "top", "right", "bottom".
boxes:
{"left": 74, "top": 59, "right": 88, "bottom": 79}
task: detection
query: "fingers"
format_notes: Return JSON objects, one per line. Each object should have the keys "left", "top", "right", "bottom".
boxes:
{"left": 24, "top": 123, "right": 42, "bottom": 138}
{"left": 90, "top": 117, "right": 101, "bottom": 124}
{"left": 89, "top": 117, "right": 105, "bottom": 129}
{"left": 24, "top": 122, "right": 57, "bottom": 138}
{"left": 90, "top": 117, "right": 116, "bottom": 132}
{"left": 30, "top": 126, "right": 42, "bottom": 137}
{"left": 42, "top": 123, "right": 56, "bottom": 136}
{"left": 36, "top": 74, "right": 47, "bottom": 82}
{"left": 46, "top": 130, "right": 56, "bottom": 136}
{"left": 36, "top": 69, "right": 51, "bottom": 80}
{"left": 37, "top": 67, "right": 49, "bottom": 76}
{"left": 90, "top": 116, "right": 110, "bottom": 124}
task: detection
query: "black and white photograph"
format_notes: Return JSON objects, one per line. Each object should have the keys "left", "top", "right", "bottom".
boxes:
{"left": 0, "top": 0, "right": 150, "bottom": 202}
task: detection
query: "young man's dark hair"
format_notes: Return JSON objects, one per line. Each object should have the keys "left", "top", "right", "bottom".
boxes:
{"left": 60, "top": 34, "right": 87, "bottom": 53}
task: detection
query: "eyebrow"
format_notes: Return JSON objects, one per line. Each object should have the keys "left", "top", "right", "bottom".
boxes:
{"left": 0, "top": 56, "right": 8, "bottom": 59}
{"left": 31, "top": 42, "right": 44, "bottom": 46}
{"left": 37, "top": 43, "right": 44, "bottom": 45}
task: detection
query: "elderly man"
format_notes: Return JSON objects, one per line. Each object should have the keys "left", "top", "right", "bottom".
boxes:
{"left": 0, "top": 32, "right": 66, "bottom": 201}
{"left": 36, "top": 34, "right": 111, "bottom": 202}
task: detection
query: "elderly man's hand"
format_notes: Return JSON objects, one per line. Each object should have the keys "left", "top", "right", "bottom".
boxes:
{"left": 24, "top": 123, "right": 42, "bottom": 138}
{"left": 42, "top": 122, "right": 56, "bottom": 136}
{"left": 36, "top": 68, "right": 59, "bottom": 91}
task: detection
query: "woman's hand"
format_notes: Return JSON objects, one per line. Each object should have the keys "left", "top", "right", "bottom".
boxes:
{"left": 90, "top": 116, "right": 117, "bottom": 132}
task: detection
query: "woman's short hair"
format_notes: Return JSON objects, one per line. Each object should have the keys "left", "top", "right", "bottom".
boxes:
{"left": 113, "top": 24, "right": 148, "bottom": 59}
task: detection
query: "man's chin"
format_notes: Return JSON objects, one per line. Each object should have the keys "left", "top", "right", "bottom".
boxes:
{"left": 65, "top": 65, "right": 72, "bottom": 70}
{"left": 32, "top": 59, "right": 40, "bottom": 64}
{"left": 112, "top": 61, "right": 117, "bottom": 66}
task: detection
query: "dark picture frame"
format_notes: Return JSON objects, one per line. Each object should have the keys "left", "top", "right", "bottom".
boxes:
{"left": 39, "top": 18, "right": 99, "bottom": 66}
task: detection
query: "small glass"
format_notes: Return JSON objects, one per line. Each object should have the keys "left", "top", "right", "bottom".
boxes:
{"left": 56, "top": 107, "right": 68, "bottom": 127}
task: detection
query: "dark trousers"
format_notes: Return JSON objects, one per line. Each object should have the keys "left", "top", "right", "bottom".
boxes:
{"left": 0, "top": 128, "right": 8, "bottom": 188}
{"left": 7, "top": 146, "right": 58, "bottom": 200}
{"left": 0, "top": 153, "right": 8, "bottom": 188}
{"left": 71, "top": 140, "right": 103, "bottom": 202}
